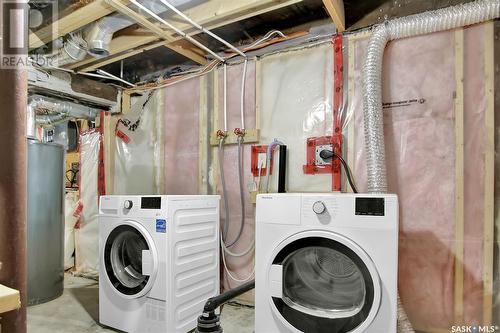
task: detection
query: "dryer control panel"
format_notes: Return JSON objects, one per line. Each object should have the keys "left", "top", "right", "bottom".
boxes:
{"left": 256, "top": 193, "right": 398, "bottom": 229}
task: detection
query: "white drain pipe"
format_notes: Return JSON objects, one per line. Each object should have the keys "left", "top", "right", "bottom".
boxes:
{"left": 362, "top": 0, "right": 500, "bottom": 193}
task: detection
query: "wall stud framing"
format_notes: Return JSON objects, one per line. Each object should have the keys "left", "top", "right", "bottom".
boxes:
{"left": 453, "top": 28, "right": 465, "bottom": 325}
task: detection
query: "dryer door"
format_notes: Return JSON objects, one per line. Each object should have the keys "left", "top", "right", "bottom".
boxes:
{"left": 268, "top": 231, "right": 381, "bottom": 333}
{"left": 103, "top": 220, "right": 158, "bottom": 299}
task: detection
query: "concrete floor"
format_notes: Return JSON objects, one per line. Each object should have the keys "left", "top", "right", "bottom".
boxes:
{"left": 28, "top": 274, "right": 254, "bottom": 333}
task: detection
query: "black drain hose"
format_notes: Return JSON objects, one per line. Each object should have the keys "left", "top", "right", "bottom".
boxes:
{"left": 195, "top": 280, "right": 255, "bottom": 333}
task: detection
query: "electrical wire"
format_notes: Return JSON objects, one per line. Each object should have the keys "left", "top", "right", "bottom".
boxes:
{"left": 128, "top": 29, "right": 288, "bottom": 92}
{"left": 319, "top": 150, "right": 359, "bottom": 193}
{"left": 246, "top": 30, "right": 286, "bottom": 49}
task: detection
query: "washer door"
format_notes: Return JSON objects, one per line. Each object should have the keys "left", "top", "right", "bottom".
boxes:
{"left": 268, "top": 231, "right": 381, "bottom": 333}
{"left": 103, "top": 221, "right": 158, "bottom": 299}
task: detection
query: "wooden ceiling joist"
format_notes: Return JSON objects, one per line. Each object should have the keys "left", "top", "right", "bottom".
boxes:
{"left": 67, "top": 0, "right": 303, "bottom": 72}
{"left": 322, "top": 0, "right": 345, "bottom": 32}
{"left": 106, "top": 0, "right": 207, "bottom": 65}
{"left": 29, "top": 0, "right": 115, "bottom": 49}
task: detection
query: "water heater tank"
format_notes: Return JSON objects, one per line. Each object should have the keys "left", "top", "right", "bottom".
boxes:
{"left": 27, "top": 139, "right": 65, "bottom": 305}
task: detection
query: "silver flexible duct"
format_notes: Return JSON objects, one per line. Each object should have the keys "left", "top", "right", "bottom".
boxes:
{"left": 85, "top": 14, "right": 132, "bottom": 58}
{"left": 85, "top": 0, "right": 192, "bottom": 58}
{"left": 40, "top": 32, "right": 87, "bottom": 67}
{"left": 362, "top": 0, "right": 500, "bottom": 193}
{"left": 36, "top": 113, "right": 71, "bottom": 126}
{"left": 361, "top": 2, "right": 500, "bottom": 332}
{"left": 28, "top": 94, "right": 101, "bottom": 131}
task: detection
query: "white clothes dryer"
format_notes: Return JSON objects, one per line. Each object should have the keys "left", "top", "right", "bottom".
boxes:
{"left": 255, "top": 193, "right": 398, "bottom": 333}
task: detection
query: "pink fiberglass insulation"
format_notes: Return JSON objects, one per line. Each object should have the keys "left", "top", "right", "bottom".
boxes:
{"left": 349, "top": 24, "right": 490, "bottom": 330}
{"left": 163, "top": 77, "right": 201, "bottom": 195}
{"left": 216, "top": 62, "right": 257, "bottom": 290}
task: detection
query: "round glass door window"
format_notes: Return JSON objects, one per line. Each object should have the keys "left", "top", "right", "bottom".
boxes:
{"left": 104, "top": 225, "right": 151, "bottom": 296}
{"left": 272, "top": 237, "right": 375, "bottom": 333}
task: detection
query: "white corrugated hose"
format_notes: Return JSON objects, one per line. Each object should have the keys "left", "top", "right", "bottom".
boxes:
{"left": 361, "top": 1, "right": 500, "bottom": 332}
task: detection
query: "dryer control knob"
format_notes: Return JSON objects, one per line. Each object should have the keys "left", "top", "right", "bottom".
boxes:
{"left": 312, "top": 201, "right": 326, "bottom": 214}
{"left": 124, "top": 200, "right": 133, "bottom": 210}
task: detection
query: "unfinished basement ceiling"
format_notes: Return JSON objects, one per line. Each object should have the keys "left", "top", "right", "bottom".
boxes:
{"left": 101, "top": 0, "right": 331, "bottom": 83}
{"left": 41, "top": 0, "right": 479, "bottom": 85}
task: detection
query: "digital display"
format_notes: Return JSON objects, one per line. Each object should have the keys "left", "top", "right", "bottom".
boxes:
{"left": 355, "top": 197, "right": 385, "bottom": 216}
{"left": 141, "top": 197, "right": 161, "bottom": 209}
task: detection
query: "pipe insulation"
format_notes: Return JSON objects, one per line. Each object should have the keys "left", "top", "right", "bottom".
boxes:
{"left": 362, "top": 0, "right": 500, "bottom": 193}
{"left": 28, "top": 95, "right": 101, "bottom": 129}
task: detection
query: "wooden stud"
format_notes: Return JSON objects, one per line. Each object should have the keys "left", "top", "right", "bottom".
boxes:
{"left": 482, "top": 21, "right": 495, "bottom": 325}
{"left": 153, "top": 90, "right": 165, "bottom": 194}
{"left": 453, "top": 28, "right": 465, "bottom": 325}
{"left": 103, "top": 113, "right": 118, "bottom": 194}
{"left": 29, "top": 0, "right": 115, "bottom": 48}
{"left": 122, "top": 91, "right": 131, "bottom": 115}
{"left": 106, "top": 0, "right": 207, "bottom": 65}
{"left": 199, "top": 76, "right": 209, "bottom": 195}
{"left": 255, "top": 60, "right": 262, "bottom": 131}
{"left": 68, "top": 0, "right": 303, "bottom": 71}
{"left": 70, "top": 39, "right": 169, "bottom": 71}
{"left": 161, "top": 88, "right": 169, "bottom": 193}
{"left": 212, "top": 68, "right": 221, "bottom": 195}
{"left": 322, "top": 0, "right": 345, "bottom": 32}
{"left": 347, "top": 30, "right": 371, "bottom": 43}
{"left": 209, "top": 129, "right": 260, "bottom": 146}
{"left": 0, "top": 284, "right": 20, "bottom": 314}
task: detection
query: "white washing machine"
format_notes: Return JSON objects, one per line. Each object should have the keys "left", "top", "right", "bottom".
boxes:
{"left": 98, "top": 195, "right": 220, "bottom": 333}
{"left": 255, "top": 193, "right": 398, "bottom": 333}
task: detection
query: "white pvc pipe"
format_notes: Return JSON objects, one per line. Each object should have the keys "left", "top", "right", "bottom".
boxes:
{"left": 96, "top": 69, "right": 136, "bottom": 87}
{"left": 129, "top": 0, "right": 225, "bottom": 62}
{"left": 362, "top": 0, "right": 500, "bottom": 193}
{"left": 158, "top": 0, "right": 247, "bottom": 58}
{"left": 223, "top": 63, "right": 228, "bottom": 132}
{"left": 240, "top": 58, "right": 248, "bottom": 130}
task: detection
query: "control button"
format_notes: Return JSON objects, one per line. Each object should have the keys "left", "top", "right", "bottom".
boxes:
{"left": 312, "top": 201, "right": 326, "bottom": 214}
{"left": 124, "top": 200, "right": 133, "bottom": 210}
